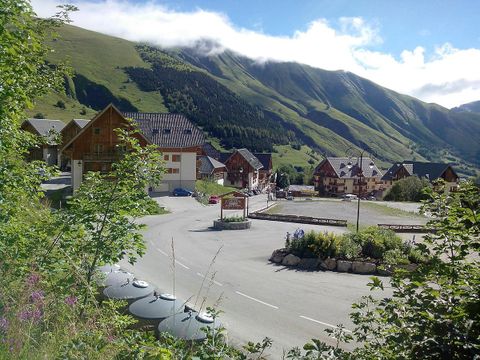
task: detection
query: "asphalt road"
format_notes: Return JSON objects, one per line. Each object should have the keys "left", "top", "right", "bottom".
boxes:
{"left": 120, "top": 195, "right": 392, "bottom": 357}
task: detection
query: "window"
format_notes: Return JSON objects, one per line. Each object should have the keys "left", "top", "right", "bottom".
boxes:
{"left": 164, "top": 154, "right": 169, "bottom": 161}
{"left": 163, "top": 129, "right": 171, "bottom": 134}
{"left": 94, "top": 144, "right": 103, "bottom": 154}
{"left": 167, "top": 168, "right": 179, "bottom": 174}
{"left": 183, "top": 129, "right": 192, "bottom": 134}
{"left": 93, "top": 128, "right": 101, "bottom": 135}
{"left": 152, "top": 129, "right": 159, "bottom": 135}
{"left": 172, "top": 154, "right": 181, "bottom": 162}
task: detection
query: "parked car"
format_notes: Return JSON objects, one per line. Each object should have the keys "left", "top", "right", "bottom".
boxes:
{"left": 342, "top": 194, "right": 358, "bottom": 201}
{"left": 173, "top": 188, "right": 193, "bottom": 196}
{"left": 208, "top": 195, "right": 220, "bottom": 204}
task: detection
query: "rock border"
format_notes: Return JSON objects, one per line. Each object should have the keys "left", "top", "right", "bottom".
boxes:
{"left": 269, "top": 248, "right": 418, "bottom": 275}
{"left": 213, "top": 219, "right": 252, "bottom": 230}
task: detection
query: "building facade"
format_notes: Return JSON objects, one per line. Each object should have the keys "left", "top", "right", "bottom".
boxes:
{"left": 382, "top": 161, "right": 459, "bottom": 192}
{"left": 59, "top": 119, "right": 89, "bottom": 170}
{"left": 313, "top": 157, "right": 384, "bottom": 197}
{"left": 62, "top": 104, "right": 205, "bottom": 192}
{"left": 222, "top": 149, "right": 264, "bottom": 190}
{"left": 21, "top": 118, "right": 66, "bottom": 166}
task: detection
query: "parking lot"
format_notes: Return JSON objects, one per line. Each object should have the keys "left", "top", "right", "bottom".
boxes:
{"left": 268, "top": 198, "right": 427, "bottom": 227}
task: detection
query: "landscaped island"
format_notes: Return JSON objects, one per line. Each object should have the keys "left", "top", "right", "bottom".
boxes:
{"left": 270, "top": 226, "right": 424, "bottom": 274}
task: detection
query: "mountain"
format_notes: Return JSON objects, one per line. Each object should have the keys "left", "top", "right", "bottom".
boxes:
{"left": 30, "top": 25, "right": 480, "bottom": 173}
{"left": 451, "top": 100, "right": 480, "bottom": 114}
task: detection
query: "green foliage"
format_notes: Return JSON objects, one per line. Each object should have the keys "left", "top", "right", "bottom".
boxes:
{"left": 195, "top": 179, "right": 236, "bottom": 198}
{"left": 125, "top": 45, "right": 295, "bottom": 152}
{"left": 352, "top": 226, "right": 404, "bottom": 259}
{"left": 55, "top": 99, "right": 66, "bottom": 109}
{"left": 222, "top": 215, "right": 245, "bottom": 223}
{"left": 308, "top": 232, "right": 341, "bottom": 259}
{"left": 337, "top": 235, "right": 362, "bottom": 260}
{"left": 384, "top": 175, "right": 431, "bottom": 201}
{"left": 346, "top": 181, "right": 480, "bottom": 359}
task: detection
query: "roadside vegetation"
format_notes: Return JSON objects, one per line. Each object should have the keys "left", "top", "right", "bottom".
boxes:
{"left": 383, "top": 175, "right": 431, "bottom": 201}
{"left": 285, "top": 226, "right": 425, "bottom": 267}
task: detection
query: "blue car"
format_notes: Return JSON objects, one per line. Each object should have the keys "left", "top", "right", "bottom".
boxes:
{"left": 173, "top": 188, "right": 193, "bottom": 196}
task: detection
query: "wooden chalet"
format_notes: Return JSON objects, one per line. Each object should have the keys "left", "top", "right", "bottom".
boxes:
{"left": 253, "top": 153, "right": 273, "bottom": 190}
{"left": 62, "top": 104, "right": 205, "bottom": 192}
{"left": 59, "top": 119, "right": 89, "bottom": 170}
{"left": 21, "top": 118, "right": 66, "bottom": 166}
{"left": 313, "top": 157, "right": 383, "bottom": 197}
{"left": 197, "top": 155, "right": 226, "bottom": 184}
{"left": 382, "top": 161, "right": 459, "bottom": 192}
{"left": 222, "top": 149, "right": 264, "bottom": 190}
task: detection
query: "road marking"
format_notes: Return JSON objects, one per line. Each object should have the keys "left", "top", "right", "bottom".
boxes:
{"left": 156, "top": 248, "right": 169, "bottom": 257}
{"left": 174, "top": 260, "right": 190, "bottom": 270}
{"left": 196, "top": 272, "right": 223, "bottom": 286}
{"left": 235, "top": 291, "right": 278, "bottom": 310}
{"left": 299, "top": 316, "right": 352, "bottom": 333}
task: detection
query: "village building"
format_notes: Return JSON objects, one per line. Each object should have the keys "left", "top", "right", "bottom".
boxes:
{"left": 62, "top": 104, "right": 205, "bottom": 192}
{"left": 253, "top": 153, "right": 274, "bottom": 190}
{"left": 313, "top": 157, "right": 383, "bottom": 197}
{"left": 21, "top": 118, "right": 65, "bottom": 166}
{"left": 59, "top": 119, "right": 89, "bottom": 170}
{"left": 197, "top": 155, "right": 227, "bottom": 184}
{"left": 382, "top": 161, "right": 459, "bottom": 192}
{"left": 221, "top": 149, "right": 264, "bottom": 190}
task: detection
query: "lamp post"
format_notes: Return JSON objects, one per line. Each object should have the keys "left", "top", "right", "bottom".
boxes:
{"left": 347, "top": 149, "right": 375, "bottom": 233}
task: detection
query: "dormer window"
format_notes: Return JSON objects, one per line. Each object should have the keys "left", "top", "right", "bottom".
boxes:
{"left": 163, "top": 129, "right": 171, "bottom": 134}
{"left": 152, "top": 129, "right": 159, "bottom": 135}
{"left": 183, "top": 129, "right": 192, "bottom": 134}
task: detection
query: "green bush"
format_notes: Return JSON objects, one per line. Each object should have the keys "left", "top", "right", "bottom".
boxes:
{"left": 384, "top": 176, "right": 431, "bottom": 202}
{"left": 337, "top": 234, "right": 362, "bottom": 260}
{"left": 355, "top": 226, "right": 403, "bottom": 259}
{"left": 309, "top": 232, "right": 341, "bottom": 259}
{"left": 222, "top": 215, "right": 245, "bottom": 223}
{"left": 383, "top": 248, "right": 410, "bottom": 266}
{"left": 286, "top": 230, "right": 315, "bottom": 257}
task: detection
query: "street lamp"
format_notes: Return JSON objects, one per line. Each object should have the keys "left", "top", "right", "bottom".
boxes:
{"left": 346, "top": 149, "right": 375, "bottom": 233}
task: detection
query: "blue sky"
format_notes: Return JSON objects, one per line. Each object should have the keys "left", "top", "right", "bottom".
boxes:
{"left": 33, "top": 0, "right": 480, "bottom": 108}
{"left": 161, "top": 0, "right": 479, "bottom": 57}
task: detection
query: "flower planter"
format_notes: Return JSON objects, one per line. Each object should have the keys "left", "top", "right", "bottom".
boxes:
{"left": 213, "top": 219, "right": 251, "bottom": 230}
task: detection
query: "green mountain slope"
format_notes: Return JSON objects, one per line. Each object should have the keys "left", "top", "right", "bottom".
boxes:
{"left": 30, "top": 25, "right": 479, "bottom": 171}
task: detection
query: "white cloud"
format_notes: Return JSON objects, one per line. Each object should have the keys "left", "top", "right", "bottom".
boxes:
{"left": 32, "top": 0, "right": 480, "bottom": 108}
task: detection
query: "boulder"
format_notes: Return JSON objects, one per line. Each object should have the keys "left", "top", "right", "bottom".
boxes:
{"left": 270, "top": 249, "right": 288, "bottom": 264}
{"left": 282, "top": 254, "right": 301, "bottom": 267}
{"left": 336, "top": 260, "right": 352, "bottom": 273}
{"left": 352, "top": 261, "right": 377, "bottom": 274}
{"left": 319, "top": 258, "right": 337, "bottom": 271}
{"left": 298, "top": 258, "right": 320, "bottom": 270}
{"left": 397, "top": 263, "right": 419, "bottom": 272}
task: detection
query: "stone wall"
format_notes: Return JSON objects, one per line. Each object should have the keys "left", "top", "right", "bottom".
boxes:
{"left": 213, "top": 219, "right": 251, "bottom": 230}
{"left": 269, "top": 248, "right": 418, "bottom": 275}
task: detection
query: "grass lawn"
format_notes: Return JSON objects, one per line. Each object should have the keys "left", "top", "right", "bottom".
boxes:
{"left": 195, "top": 180, "right": 236, "bottom": 197}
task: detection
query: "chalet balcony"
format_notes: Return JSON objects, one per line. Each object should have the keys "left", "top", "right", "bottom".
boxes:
{"left": 83, "top": 151, "right": 123, "bottom": 162}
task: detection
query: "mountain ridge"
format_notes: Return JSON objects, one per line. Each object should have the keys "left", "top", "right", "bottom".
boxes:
{"left": 30, "top": 24, "right": 479, "bottom": 174}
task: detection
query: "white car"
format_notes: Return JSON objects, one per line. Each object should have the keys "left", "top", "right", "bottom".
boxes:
{"left": 342, "top": 194, "right": 358, "bottom": 201}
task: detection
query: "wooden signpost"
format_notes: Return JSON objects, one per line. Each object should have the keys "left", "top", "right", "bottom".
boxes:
{"left": 220, "top": 191, "right": 248, "bottom": 220}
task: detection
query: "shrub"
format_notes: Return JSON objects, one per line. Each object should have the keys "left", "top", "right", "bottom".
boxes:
{"left": 337, "top": 234, "right": 362, "bottom": 260}
{"left": 383, "top": 176, "right": 430, "bottom": 202}
{"left": 222, "top": 215, "right": 245, "bottom": 223}
{"left": 383, "top": 248, "right": 410, "bottom": 266}
{"left": 309, "top": 232, "right": 341, "bottom": 259}
{"left": 356, "top": 227, "right": 403, "bottom": 259}
{"left": 285, "top": 229, "right": 314, "bottom": 257}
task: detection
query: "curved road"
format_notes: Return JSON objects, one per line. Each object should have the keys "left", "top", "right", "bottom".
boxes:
{"left": 120, "top": 195, "right": 390, "bottom": 357}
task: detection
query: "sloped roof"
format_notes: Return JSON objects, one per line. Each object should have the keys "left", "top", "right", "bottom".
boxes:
{"left": 198, "top": 155, "right": 226, "bottom": 175}
{"left": 382, "top": 161, "right": 456, "bottom": 181}
{"left": 219, "top": 152, "right": 232, "bottom": 164}
{"left": 236, "top": 149, "right": 264, "bottom": 170}
{"left": 25, "top": 119, "right": 65, "bottom": 136}
{"left": 202, "top": 143, "right": 221, "bottom": 159}
{"left": 323, "top": 157, "right": 382, "bottom": 179}
{"left": 72, "top": 119, "right": 90, "bottom": 128}
{"left": 123, "top": 112, "right": 205, "bottom": 148}
{"left": 253, "top": 153, "right": 273, "bottom": 170}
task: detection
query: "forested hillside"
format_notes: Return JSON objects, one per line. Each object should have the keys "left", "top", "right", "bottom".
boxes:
{"left": 30, "top": 24, "right": 480, "bottom": 173}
